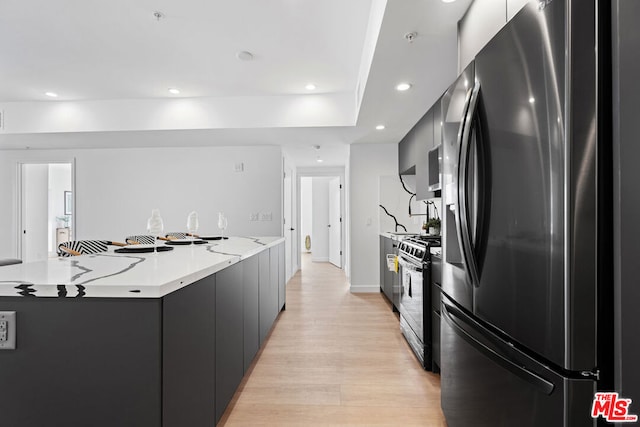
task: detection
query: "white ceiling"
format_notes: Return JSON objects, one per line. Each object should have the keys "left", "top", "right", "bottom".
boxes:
{"left": 0, "top": 0, "right": 472, "bottom": 167}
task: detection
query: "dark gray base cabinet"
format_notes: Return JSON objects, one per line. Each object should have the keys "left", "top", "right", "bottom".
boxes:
{"left": 243, "top": 255, "right": 260, "bottom": 373}
{"left": 0, "top": 241, "right": 285, "bottom": 427}
{"left": 0, "top": 297, "right": 163, "bottom": 427}
{"left": 379, "top": 235, "right": 396, "bottom": 309}
{"left": 259, "top": 248, "right": 278, "bottom": 345}
{"left": 215, "top": 262, "right": 244, "bottom": 422}
{"left": 163, "top": 274, "right": 216, "bottom": 427}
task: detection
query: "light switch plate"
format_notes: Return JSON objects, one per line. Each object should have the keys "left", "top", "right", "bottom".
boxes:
{"left": 0, "top": 311, "right": 16, "bottom": 350}
{"left": 260, "top": 212, "right": 272, "bottom": 221}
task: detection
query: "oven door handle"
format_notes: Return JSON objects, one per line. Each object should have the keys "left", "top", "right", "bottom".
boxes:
{"left": 398, "top": 257, "right": 423, "bottom": 273}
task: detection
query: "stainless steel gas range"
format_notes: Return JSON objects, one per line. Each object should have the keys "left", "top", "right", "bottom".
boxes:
{"left": 397, "top": 236, "right": 440, "bottom": 371}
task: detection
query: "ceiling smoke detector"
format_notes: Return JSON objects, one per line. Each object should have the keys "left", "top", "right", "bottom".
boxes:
{"left": 312, "top": 145, "right": 321, "bottom": 150}
{"left": 404, "top": 32, "right": 418, "bottom": 43}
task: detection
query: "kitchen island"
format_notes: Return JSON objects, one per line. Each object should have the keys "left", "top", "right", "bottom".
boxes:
{"left": 0, "top": 236, "right": 285, "bottom": 427}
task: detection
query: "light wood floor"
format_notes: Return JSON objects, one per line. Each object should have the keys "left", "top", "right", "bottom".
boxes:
{"left": 219, "top": 254, "right": 447, "bottom": 426}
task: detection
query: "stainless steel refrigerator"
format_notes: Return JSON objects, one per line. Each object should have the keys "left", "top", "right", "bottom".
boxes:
{"left": 439, "top": 1, "right": 612, "bottom": 425}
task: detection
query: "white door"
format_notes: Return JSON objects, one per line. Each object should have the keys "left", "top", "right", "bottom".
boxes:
{"left": 21, "top": 164, "right": 49, "bottom": 262}
{"left": 283, "top": 166, "right": 294, "bottom": 281}
{"left": 328, "top": 177, "right": 341, "bottom": 268}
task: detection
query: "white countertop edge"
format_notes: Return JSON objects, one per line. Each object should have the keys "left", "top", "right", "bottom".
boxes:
{"left": 0, "top": 236, "right": 285, "bottom": 299}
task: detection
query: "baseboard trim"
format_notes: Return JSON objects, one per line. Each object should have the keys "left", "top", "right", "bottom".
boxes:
{"left": 349, "top": 285, "right": 381, "bottom": 293}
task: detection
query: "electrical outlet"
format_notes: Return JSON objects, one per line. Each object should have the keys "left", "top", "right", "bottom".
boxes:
{"left": 0, "top": 311, "right": 16, "bottom": 350}
{"left": 260, "top": 212, "right": 272, "bottom": 221}
{"left": 234, "top": 162, "right": 244, "bottom": 172}
{"left": 0, "top": 320, "right": 7, "bottom": 341}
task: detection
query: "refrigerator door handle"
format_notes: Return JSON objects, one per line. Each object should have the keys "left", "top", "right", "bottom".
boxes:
{"left": 453, "top": 87, "right": 475, "bottom": 285}
{"left": 457, "top": 81, "right": 482, "bottom": 287}
{"left": 442, "top": 301, "right": 555, "bottom": 396}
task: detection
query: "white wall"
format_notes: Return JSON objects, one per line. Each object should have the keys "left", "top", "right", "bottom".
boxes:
{"left": 300, "top": 177, "right": 312, "bottom": 252}
{"left": 311, "top": 177, "right": 330, "bottom": 262}
{"left": 349, "top": 143, "right": 398, "bottom": 292}
{"left": 0, "top": 145, "right": 283, "bottom": 258}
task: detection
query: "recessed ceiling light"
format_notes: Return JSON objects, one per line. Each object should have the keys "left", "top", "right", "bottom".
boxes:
{"left": 316, "top": 158, "right": 323, "bottom": 163}
{"left": 45, "top": 92, "right": 58, "bottom": 98}
{"left": 529, "top": 97, "right": 535, "bottom": 104}
{"left": 376, "top": 125, "right": 385, "bottom": 130}
{"left": 305, "top": 84, "right": 317, "bottom": 91}
{"left": 441, "top": 0, "right": 457, "bottom": 3}
{"left": 168, "top": 88, "right": 180, "bottom": 95}
{"left": 236, "top": 51, "right": 254, "bottom": 61}
{"left": 396, "top": 83, "right": 412, "bottom": 91}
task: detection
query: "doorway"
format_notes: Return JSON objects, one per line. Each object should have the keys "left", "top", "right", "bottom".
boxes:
{"left": 299, "top": 175, "right": 343, "bottom": 269}
{"left": 19, "top": 162, "right": 74, "bottom": 262}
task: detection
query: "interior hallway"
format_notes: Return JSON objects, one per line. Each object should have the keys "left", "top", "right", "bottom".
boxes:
{"left": 219, "top": 254, "right": 446, "bottom": 426}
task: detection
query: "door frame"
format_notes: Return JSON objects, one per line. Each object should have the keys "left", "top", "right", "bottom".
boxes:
{"left": 296, "top": 167, "right": 345, "bottom": 271}
{"left": 328, "top": 176, "right": 342, "bottom": 268}
{"left": 283, "top": 161, "right": 295, "bottom": 282}
{"left": 16, "top": 159, "right": 76, "bottom": 260}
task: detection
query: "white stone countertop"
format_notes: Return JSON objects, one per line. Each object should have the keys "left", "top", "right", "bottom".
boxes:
{"left": 0, "top": 236, "right": 284, "bottom": 298}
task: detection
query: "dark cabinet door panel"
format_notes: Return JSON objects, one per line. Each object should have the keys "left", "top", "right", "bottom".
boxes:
{"left": 215, "top": 262, "right": 244, "bottom": 423}
{"left": 243, "top": 255, "right": 260, "bottom": 372}
{"left": 163, "top": 275, "right": 216, "bottom": 427}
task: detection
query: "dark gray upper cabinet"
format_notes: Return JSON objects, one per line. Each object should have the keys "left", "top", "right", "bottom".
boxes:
{"left": 398, "top": 131, "right": 418, "bottom": 176}
{"left": 433, "top": 99, "right": 443, "bottom": 156}
{"left": 416, "top": 108, "right": 435, "bottom": 201}
{"left": 398, "top": 102, "right": 440, "bottom": 201}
